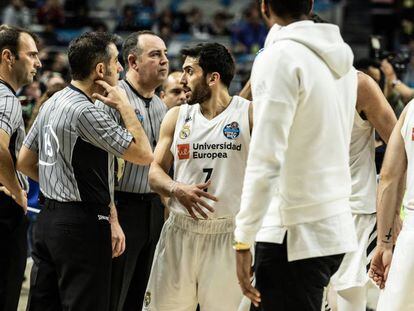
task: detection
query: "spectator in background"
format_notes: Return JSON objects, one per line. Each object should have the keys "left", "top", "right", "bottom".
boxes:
{"left": 2, "top": 0, "right": 31, "bottom": 28}
{"left": 187, "top": 7, "right": 210, "bottom": 38}
{"left": 159, "top": 71, "right": 187, "bottom": 109}
{"left": 208, "top": 11, "right": 233, "bottom": 36}
{"left": 402, "top": 37, "right": 414, "bottom": 88}
{"left": 37, "top": 0, "right": 65, "bottom": 28}
{"left": 116, "top": 5, "right": 139, "bottom": 32}
{"left": 231, "top": 2, "right": 267, "bottom": 54}
{"left": 135, "top": 0, "right": 156, "bottom": 31}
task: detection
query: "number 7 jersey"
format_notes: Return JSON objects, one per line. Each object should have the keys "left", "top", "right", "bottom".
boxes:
{"left": 169, "top": 96, "right": 251, "bottom": 219}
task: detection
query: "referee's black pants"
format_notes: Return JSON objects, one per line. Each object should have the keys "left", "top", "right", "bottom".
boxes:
{"left": 110, "top": 192, "right": 164, "bottom": 311}
{"left": 251, "top": 239, "right": 344, "bottom": 311}
{"left": 0, "top": 193, "right": 28, "bottom": 311}
{"left": 27, "top": 199, "right": 112, "bottom": 311}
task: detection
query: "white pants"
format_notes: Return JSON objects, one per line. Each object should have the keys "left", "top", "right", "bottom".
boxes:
{"left": 143, "top": 213, "right": 243, "bottom": 311}
{"left": 377, "top": 210, "right": 414, "bottom": 311}
{"left": 330, "top": 213, "right": 377, "bottom": 291}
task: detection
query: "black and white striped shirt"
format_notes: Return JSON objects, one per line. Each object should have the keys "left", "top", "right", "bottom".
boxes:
{"left": 24, "top": 84, "right": 133, "bottom": 205}
{"left": 96, "top": 80, "right": 167, "bottom": 194}
{"left": 0, "top": 80, "right": 28, "bottom": 191}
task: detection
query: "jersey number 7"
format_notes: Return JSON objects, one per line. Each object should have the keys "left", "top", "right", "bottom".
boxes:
{"left": 202, "top": 168, "right": 213, "bottom": 192}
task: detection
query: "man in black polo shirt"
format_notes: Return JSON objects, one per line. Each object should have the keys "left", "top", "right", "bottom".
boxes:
{"left": 17, "top": 32, "right": 153, "bottom": 311}
{"left": 0, "top": 25, "right": 41, "bottom": 311}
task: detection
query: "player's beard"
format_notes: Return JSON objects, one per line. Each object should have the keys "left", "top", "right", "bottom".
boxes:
{"left": 187, "top": 78, "right": 211, "bottom": 105}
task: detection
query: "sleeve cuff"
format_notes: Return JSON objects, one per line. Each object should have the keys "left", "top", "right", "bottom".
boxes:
{"left": 234, "top": 228, "right": 256, "bottom": 247}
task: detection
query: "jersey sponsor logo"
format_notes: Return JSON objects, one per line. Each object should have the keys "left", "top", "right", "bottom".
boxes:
{"left": 223, "top": 122, "right": 240, "bottom": 140}
{"left": 179, "top": 124, "right": 191, "bottom": 139}
{"left": 177, "top": 143, "right": 190, "bottom": 160}
{"left": 39, "top": 125, "right": 60, "bottom": 166}
{"left": 135, "top": 109, "right": 144, "bottom": 123}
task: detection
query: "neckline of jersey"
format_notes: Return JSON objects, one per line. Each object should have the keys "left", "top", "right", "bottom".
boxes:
{"left": 196, "top": 96, "right": 235, "bottom": 123}
{"left": 68, "top": 84, "right": 94, "bottom": 104}
{"left": 0, "top": 79, "right": 16, "bottom": 95}
{"left": 124, "top": 79, "right": 153, "bottom": 104}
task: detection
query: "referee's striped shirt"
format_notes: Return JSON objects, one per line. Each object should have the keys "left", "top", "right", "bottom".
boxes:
{"left": 0, "top": 80, "right": 28, "bottom": 191}
{"left": 24, "top": 84, "right": 133, "bottom": 205}
{"left": 96, "top": 79, "right": 167, "bottom": 194}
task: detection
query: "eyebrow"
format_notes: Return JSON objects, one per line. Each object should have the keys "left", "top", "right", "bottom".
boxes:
{"left": 182, "top": 65, "right": 193, "bottom": 71}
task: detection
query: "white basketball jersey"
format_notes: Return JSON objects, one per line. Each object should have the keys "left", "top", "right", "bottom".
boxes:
{"left": 170, "top": 96, "right": 250, "bottom": 219}
{"left": 349, "top": 110, "right": 376, "bottom": 214}
{"left": 401, "top": 101, "right": 414, "bottom": 210}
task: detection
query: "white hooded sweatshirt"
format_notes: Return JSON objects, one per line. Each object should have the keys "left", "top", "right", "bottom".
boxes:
{"left": 235, "top": 21, "right": 358, "bottom": 261}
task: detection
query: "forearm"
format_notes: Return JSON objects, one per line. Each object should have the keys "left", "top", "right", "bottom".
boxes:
{"left": 149, "top": 163, "right": 175, "bottom": 198}
{"left": 395, "top": 84, "right": 414, "bottom": 104}
{"left": 117, "top": 104, "right": 146, "bottom": 141}
{"left": 0, "top": 147, "right": 22, "bottom": 195}
{"left": 377, "top": 176, "right": 404, "bottom": 247}
{"left": 109, "top": 202, "right": 119, "bottom": 223}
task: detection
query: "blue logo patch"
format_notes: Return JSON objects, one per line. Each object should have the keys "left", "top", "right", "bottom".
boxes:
{"left": 223, "top": 122, "right": 240, "bottom": 140}
{"left": 135, "top": 109, "right": 144, "bottom": 123}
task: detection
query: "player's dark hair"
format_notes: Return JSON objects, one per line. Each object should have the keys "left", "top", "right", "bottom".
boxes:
{"left": 68, "top": 32, "right": 120, "bottom": 80}
{"left": 122, "top": 30, "right": 157, "bottom": 70}
{"left": 180, "top": 43, "right": 235, "bottom": 88}
{"left": 0, "top": 25, "right": 39, "bottom": 62}
{"left": 265, "top": 0, "right": 312, "bottom": 19}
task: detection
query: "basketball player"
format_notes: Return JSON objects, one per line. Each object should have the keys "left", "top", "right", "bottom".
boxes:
{"left": 328, "top": 72, "right": 397, "bottom": 311}
{"left": 143, "top": 42, "right": 253, "bottom": 311}
{"left": 368, "top": 100, "right": 414, "bottom": 310}
{"left": 234, "top": 0, "right": 359, "bottom": 310}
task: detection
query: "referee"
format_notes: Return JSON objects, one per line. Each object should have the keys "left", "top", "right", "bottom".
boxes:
{"left": 0, "top": 25, "right": 41, "bottom": 311}
{"left": 17, "top": 32, "right": 153, "bottom": 311}
{"left": 97, "top": 30, "right": 168, "bottom": 311}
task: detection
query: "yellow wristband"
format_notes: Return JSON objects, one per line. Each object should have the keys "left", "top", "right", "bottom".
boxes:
{"left": 232, "top": 241, "right": 251, "bottom": 251}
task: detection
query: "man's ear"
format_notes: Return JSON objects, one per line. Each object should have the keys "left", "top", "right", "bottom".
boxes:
{"left": 160, "top": 90, "right": 165, "bottom": 99}
{"left": 95, "top": 62, "right": 105, "bottom": 79}
{"left": 128, "top": 53, "right": 138, "bottom": 71}
{"left": 1, "top": 49, "right": 15, "bottom": 66}
{"left": 207, "top": 72, "right": 220, "bottom": 87}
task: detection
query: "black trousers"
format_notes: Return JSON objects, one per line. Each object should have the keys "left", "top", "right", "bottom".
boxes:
{"left": 27, "top": 199, "right": 112, "bottom": 311}
{"left": 252, "top": 239, "right": 344, "bottom": 311}
{"left": 0, "top": 193, "right": 28, "bottom": 311}
{"left": 110, "top": 192, "right": 164, "bottom": 311}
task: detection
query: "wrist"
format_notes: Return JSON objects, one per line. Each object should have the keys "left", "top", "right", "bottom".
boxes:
{"left": 233, "top": 241, "right": 251, "bottom": 251}
{"left": 377, "top": 240, "right": 393, "bottom": 249}
{"left": 391, "top": 79, "right": 401, "bottom": 88}
{"left": 169, "top": 181, "right": 178, "bottom": 197}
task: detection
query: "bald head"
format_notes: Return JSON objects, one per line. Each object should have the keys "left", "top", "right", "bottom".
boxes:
{"left": 160, "top": 71, "right": 187, "bottom": 109}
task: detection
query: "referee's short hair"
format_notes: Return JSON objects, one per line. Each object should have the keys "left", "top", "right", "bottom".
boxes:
{"left": 180, "top": 43, "right": 235, "bottom": 89}
{"left": 266, "top": 0, "right": 312, "bottom": 19}
{"left": 122, "top": 30, "right": 157, "bottom": 70}
{"left": 68, "top": 32, "right": 120, "bottom": 81}
{"left": 0, "top": 25, "right": 39, "bottom": 62}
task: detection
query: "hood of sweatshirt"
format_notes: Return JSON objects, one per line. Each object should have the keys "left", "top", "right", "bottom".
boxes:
{"left": 264, "top": 21, "right": 354, "bottom": 78}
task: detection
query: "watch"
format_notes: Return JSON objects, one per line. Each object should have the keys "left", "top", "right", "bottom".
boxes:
{"left": 233, "top": 241, "right": 251, "bottom": 251}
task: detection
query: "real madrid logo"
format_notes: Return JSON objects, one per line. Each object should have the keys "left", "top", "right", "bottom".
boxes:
{"left": 223, "top": 121, "right": 240, "bottom": 140}
{"left": 180, "top": 124, "right": 191, "bottom": 139}
{"left": 144, "top": 291, "right": 151, "bottom": 307}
